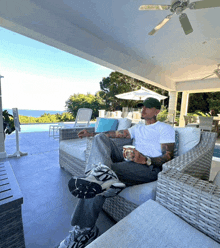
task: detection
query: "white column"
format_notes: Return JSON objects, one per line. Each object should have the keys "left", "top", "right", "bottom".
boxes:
{"left": 0, "top": 75, "right": 7, "bottom": 158}
{"left": 98, "top": 110, "right": 105, "bottom": 117}
{"left": 179, "top": 91, "right": 189, "bottom": 127}
{"left": 167, "top": 91, "right": 178, "bottom": 123}
{"left": 168, "top": 91, "right": 178, "bottom": 115}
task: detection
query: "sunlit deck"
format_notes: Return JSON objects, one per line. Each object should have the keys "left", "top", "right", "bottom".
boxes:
{"left": 1, "top": 131, "right": 220, "bottom": 247}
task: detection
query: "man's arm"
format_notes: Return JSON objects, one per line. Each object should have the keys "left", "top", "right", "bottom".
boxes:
{"left": 78, "top": 129, "right": 131, "bottom": 139}
{"left": 103, "top": 129, "right": 131, "bottom": 139}
{"left": 132, "top": 143, "right": 175, "bottom": 168}
{"left": 150, "top": 143, "right": 174, "bottom": 168}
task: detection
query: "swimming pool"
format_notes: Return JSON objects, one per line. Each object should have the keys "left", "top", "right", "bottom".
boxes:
{"left": 20, "top": 123, "right": 96, "bottom": 133}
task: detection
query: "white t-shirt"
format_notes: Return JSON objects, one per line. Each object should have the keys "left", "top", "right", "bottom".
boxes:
{"left": 128, "top": 122, "right": 175, "bottom": 158}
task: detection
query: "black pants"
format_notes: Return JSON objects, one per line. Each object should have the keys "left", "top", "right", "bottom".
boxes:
{"left": 71, "top": 133, "right": 160, "bottom": 229}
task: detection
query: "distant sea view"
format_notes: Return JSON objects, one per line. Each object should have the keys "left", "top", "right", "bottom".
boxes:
{"left": 5, "top": 109, "right": 65, "bottom": 118}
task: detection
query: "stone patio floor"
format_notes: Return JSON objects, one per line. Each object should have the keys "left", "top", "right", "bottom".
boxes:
{"left": 1, "top": 131, "right": 115, "bottom": 248}
{"left": 1, "top": 131, "right": 220, "bottom": 247}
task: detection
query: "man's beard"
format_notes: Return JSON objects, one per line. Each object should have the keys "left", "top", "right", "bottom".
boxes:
{"left": 141, "top": 116, "right": 156, "bottom": 120}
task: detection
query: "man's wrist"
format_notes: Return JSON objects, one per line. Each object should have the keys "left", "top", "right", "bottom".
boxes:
{"left": 145, "top": 156, "right": 152, "bottom": 166}
{"left": 90, "top": 132, "right": 96, "bottom": 137}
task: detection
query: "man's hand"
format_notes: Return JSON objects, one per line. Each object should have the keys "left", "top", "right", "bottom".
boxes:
{"left": 125, "top": 149, "right": 146, "bottom": 164}
{"left": 78, "top": 129, "right": 94, "bottom": 139}
{"left": 133, "top": 149, "right": 146, "bottom": 164}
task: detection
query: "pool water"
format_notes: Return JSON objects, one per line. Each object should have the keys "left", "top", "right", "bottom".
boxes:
{"left": 213, "top": 146, "right": 220, "bottom": 158}
{"left": 20, "top": 123, "right": 96, "bottom": 133}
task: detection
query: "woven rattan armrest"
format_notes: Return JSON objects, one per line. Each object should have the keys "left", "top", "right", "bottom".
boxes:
{"left": 59, "top": 127, "right": 95, "bottom": 141}
{"left": 163, "top": 132, "right": 217, "bottom": 180}
{"left": 156, "top": 169, "right": 220, "bottom": 243}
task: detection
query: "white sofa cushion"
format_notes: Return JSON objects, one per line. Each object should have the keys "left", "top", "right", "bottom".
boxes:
{"left": 117, "top": 118, "right": 132, "bottom": 130}
{"left": 174, "top": 127, "right": 201, "bottom": 156}
{"left": 119, "top": 181, "right": 157, "bottom": 205}
{"left": 87, "top": 200, "right": 220, "bottom": 248}
{"left": 213, "top": 171, "right": 220, "bottom": 187}
{"left": 60, "top": 139, "right": 87, "bottom": 161}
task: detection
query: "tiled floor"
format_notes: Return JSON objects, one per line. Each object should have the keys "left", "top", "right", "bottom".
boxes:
{"left": 2, "top": 132, "right": 115, "bottom": 248}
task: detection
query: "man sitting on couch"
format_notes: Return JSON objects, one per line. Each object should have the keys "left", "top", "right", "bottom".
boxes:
{"left": 57, "top": 97, "right": 175, "bottom": 248}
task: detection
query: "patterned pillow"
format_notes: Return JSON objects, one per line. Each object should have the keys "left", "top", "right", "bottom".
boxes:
{"left": 173, "top": 130, "right": 179, "bottom": 158}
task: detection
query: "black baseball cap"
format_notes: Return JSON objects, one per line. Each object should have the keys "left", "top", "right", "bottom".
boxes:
{"left": 137, "top": 97, "right": 161, "bottom": 109}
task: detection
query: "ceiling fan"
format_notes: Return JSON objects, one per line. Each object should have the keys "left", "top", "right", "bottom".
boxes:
{"left": 139, "top": 0, "right": 220, "bottom": 35}
{"left": 201, "top": 64, "right": 220, "bottom": 80}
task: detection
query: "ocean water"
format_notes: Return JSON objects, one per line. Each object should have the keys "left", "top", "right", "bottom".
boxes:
{"left": 5, "top": 109, "right": 65, "bottom": 117}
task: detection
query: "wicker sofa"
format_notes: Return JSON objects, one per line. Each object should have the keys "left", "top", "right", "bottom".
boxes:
{"left": 86, "top": 170, "right": 220, "bottom": 247}
{"left": 59, "top": 127, "right": 217, "bottom": 222}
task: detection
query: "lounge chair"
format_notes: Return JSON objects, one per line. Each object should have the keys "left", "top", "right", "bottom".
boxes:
{"left": 199, "top": 116, "right": 214, "bottom": 131}
{"left": 49, "top": 108, "right": 92, "bottom": 138}
{"left": 65, "top": 108, "right": 92, "bottom": 128}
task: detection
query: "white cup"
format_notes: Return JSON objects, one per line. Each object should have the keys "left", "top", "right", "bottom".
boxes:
{"left": 123, "top": 145, "right": 135, "bottom": 161}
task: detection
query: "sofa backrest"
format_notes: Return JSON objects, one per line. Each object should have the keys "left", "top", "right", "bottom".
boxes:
{"left": 174, "top": 127, "right": 201, "bottom": 156}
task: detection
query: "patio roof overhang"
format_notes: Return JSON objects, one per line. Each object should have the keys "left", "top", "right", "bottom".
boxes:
{"left": 0, "top": 0, "right": 220, "bottom": 94}
{"left": 1, "top": 0, "right": 220, "bottom": 157}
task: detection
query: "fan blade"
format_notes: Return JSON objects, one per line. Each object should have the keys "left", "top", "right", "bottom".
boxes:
{"left": 179, "top": 13, "right": 193, "bottom": 35}
{"left": 148, "top": 14, "right": 173, "bottom": 35}
{"left": 214, "top": 70, "right": 220, "bottom": 79}
{"left": 139, "top": 5, "right": 170, "bottom": 11}
{"left": 189, "top": 0, "right": 220, "bottom": 10}
{"left": 201, "top": 74, "right": 214, "bottom": 80}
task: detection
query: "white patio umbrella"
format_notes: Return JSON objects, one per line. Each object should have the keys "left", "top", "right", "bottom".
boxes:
{"left": 115, "top": 87, "right": 167, "bottom": 101}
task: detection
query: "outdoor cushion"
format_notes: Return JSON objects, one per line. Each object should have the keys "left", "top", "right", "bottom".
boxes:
{"left": 87, "top": 199, "right": 220, "bottom": 248}
{"left": 59, "top": 139, "right": 87, "bottom": 161}
{"left": 96, "top": 118, "right": 118, "bottom": 132}
{"left": 127, "top": 112, "right": 133, "bottom": 119}
{"left": 117, "top": 118, "right": 132, "bottom": 130}
{"left": 95, "top": 117, "right": 101, "bottom": 131}
{"left": 213, "top": 170, "right": 220, "bottom": 187}
{"left": 118, "top": 181, "right": 157, "bottom": 205}
{"left": 174, "top": 127, "right": 201, "bottom": 156}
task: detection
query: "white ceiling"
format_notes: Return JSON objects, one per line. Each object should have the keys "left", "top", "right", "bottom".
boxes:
{"left": 0, "top": 0, "right": 220, "bottom": 92}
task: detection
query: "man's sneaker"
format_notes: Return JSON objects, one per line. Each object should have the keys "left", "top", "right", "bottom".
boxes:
{"left": 56, "top": 225, "right": 99, "bottom": 248}
{"left": 68, "top": 163, "right": 126, "bottom": 199}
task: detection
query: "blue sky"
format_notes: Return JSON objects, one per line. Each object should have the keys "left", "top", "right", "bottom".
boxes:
{"left": 0, "top": 28, "right": 113, "bottom": 111}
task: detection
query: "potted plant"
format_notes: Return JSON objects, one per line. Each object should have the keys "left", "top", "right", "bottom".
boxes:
{"left": 2, "top": 110, "right": 15, "bottom": 139}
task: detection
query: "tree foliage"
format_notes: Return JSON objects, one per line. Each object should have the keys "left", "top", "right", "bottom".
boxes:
{"left": 65, "top": 93, "right": 105, "bottom": 119}
{"left": 187, "top": 92, "right": 220, "bottom": 115}
{"left": 2, "top": 110, "right": 15, "bottom": 134}
{"left": 99, "top": 72, "right": 169, "bottom": 111}
{"left": 19, "top": 112, "right": 74, "bottom": 124}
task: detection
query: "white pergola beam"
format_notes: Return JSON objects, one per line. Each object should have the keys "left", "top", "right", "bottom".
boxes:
{"left": 176, "top": 78, "right": 220, "bottom": 93}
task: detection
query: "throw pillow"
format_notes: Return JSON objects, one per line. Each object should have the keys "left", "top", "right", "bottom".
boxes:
{"left": 213, "top": 170, "right": 220, "bottom": 187}
{"left": 96, "top": 118, "right": 118, "bottom": 132}
{"left": 174, "top": 127, "right": 201, "bottom": 156}
{"left": 117, "top": 118, "right": 132, "bottom": 130}
{"left": 95, "top": 117, "right": 101, "bottom": 132}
